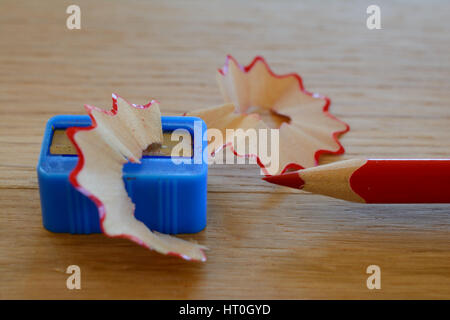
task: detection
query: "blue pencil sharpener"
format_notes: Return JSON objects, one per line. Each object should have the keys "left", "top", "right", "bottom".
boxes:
{"left": 37, "top": 115, "right": 208, "bottom": 235}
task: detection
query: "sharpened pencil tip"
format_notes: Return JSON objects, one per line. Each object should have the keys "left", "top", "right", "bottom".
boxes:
{"left": 263, "top": 172, "right": 305, "bottom": 189}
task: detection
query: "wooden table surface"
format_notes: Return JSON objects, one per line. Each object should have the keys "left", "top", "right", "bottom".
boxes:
{"left": 1, "top": 0, "right": 449, "bottom": 299}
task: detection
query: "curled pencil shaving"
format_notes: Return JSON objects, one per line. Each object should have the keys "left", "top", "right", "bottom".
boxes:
{"left": 187, "top": 55, "right": 349, "bottom": 175}
{"left": 67, "top": 94, "right": 206, "bottom": 262}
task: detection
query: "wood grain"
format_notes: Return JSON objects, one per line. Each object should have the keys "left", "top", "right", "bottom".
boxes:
{"left": 0, "top": 0, "right": 449, "bottom": 299}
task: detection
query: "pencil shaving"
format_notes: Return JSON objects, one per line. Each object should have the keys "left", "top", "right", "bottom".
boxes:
{"left": 67, "top": 94, "right": 206, "bottom": 262}
{"left": 187, "top": 55, "right": 349, "bottom": 175}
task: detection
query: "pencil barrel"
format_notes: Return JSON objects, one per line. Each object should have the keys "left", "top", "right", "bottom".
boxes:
{"left": 349, "top": 159, "right": 450, "bottom": 203}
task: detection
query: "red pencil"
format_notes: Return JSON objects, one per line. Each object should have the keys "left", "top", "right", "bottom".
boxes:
{"left": 263, "top": 159, "right": 450, "bottom": 203}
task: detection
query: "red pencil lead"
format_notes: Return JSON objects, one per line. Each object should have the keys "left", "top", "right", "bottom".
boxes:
{"left": 263, "top": 172, "right": 305, "bottom": 189}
